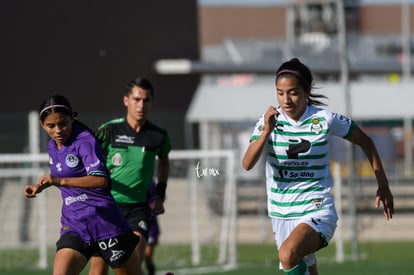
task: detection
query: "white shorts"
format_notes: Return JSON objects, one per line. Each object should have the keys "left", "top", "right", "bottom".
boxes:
{"left": 271, "top": 210, "right": 338, "bottom": 269}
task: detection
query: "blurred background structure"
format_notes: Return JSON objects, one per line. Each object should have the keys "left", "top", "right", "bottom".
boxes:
{"left": 0, "top": 0, "right": 200, "bottom": 151}
{"left": 1, "top": 0, "right": 414, "bottom": 271}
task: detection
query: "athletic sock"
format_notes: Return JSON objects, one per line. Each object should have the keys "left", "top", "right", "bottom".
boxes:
{"left": 146, "top": 262, "right": 155, "bottom": 275}
{"left": 147, "top": 264, "right": 155, "bottom": 275}
{"left": 283, "top": 259, "right": 307, "bottom": 275}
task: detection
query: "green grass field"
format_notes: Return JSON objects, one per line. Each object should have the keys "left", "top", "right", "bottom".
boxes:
{"left": 1, "top": 241, "right": 412, "bottom": 274}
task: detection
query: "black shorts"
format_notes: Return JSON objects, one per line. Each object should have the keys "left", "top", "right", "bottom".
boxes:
{"left": 117, "top": 203, "right": 152, "bottom": 241}
{"left": 56, "top": 231, "right": 139, "bottom": 268}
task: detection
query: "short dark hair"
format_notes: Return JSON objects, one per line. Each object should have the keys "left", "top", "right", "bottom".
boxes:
{"left": 125, "top": 77, "right": 154, "bottom": 98}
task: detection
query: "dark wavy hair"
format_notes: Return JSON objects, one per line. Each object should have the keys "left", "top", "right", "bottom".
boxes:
{"left": 275, "top": 58, "right": 327, "bottom": 106}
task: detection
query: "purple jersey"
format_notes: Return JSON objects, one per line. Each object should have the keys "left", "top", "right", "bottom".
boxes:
{"left": 48, "top": 123, "right": 130, "bottom": 243}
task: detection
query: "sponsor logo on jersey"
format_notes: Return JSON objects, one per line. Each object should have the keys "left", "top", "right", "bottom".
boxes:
{"left": 138, "top": 220, "right": 148, "bottom": 232}
{"left": 110, "top": 249, "right": 126, "bottom": 262}
{"left": 86, "top": 159, "right": 101, "bottom": 172}
{"left": 115, "top": 135, "right": 134, "bottom": 144}
{"left": 275, "top": 123, "right": 284, "bottom": 131}
{"left": 282, "top": 160, "right": 309, "bottom": 166}
{"left": 286, "top": 138, "right": 311, "bottom": 159}
{"left": 64, "top": 193, "right": 89, "bottom": 205}
{"left": 65, "top": 154, "right": 79, "bottom": 168}
{"left": 278, "top": 169, "right": 315, "bottom": 179}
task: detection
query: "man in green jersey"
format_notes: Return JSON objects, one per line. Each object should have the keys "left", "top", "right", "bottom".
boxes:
{"left": 89, "top": 77, "right": 171, "bottom": 275}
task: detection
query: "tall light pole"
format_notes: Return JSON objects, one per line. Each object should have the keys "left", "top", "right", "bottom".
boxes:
{"left": 336, "top": 0, "right": 359, "bottom": 262}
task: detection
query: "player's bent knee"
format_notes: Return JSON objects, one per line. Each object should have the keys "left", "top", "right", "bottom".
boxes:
{"left": 278, "top": 246, "right": 298, "bottom": 268}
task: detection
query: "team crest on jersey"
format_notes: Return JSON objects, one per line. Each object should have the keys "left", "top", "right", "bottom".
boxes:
{"left": 258, "top": 124, "right": 264, "bottom": 132}
{"left": 65, "top": 154, "right": 79, "bottom": 168}
{"left": 312, "top": 198, "right": 324, "bottom": 208}
{"left": 310, "top": 119, "right": 323, "bottom": 134}
{"left": 111, "top": 152, "right": 123, "bottom": 166}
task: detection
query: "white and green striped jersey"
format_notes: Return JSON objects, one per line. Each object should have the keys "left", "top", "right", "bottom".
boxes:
{"left": 250, "top": 105, "right": 354, "bottom": 219}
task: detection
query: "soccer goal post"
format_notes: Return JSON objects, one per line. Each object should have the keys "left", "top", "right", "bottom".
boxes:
{"left": 0, "top": 111, "right": 50, "bottom": 270}
{"left": 168, "top": 149, "right": 238, "bottom": 268}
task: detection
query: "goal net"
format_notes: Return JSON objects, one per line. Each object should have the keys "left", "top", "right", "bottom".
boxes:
{"left": 159, "top": 149, "right": 238, "bottom": 273}
{"left": 0, "top": 153, "right": 50, "bottom": 270}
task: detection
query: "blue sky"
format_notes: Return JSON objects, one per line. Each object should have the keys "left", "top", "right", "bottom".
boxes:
{"left": 198, "top": 0, "right": 414, "bottom": 6}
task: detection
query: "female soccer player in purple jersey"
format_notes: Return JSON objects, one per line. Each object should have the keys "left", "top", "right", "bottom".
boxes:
{"left": 23, "top": 95, "right": 141, "bottom": 275}
{"left": 242, "top": 58, "right": 394, "bottom": 275}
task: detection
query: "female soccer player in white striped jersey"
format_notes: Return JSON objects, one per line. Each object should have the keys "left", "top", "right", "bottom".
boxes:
{"left": 242, "top": 58, "right": 394, "bottom": 275}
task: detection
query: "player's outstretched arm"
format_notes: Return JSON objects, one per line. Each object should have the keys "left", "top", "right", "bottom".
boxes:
{"left": 346, "top": 124, "right": 394, "bottom": 220}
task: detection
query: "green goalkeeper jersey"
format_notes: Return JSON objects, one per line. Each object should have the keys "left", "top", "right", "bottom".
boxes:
{"left": 96, "top": 117, "right": 171, "bottom": 204}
